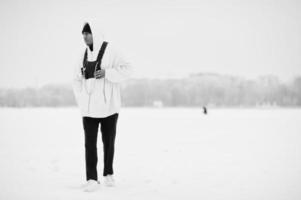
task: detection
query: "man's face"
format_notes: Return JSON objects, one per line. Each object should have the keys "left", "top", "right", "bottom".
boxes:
{"left": 83, "top": 32, "right": 93, "bottom": 45}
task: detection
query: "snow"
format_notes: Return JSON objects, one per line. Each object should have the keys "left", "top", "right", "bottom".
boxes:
{"left": 0, "top": 107, "right": 300, "bottom": 200}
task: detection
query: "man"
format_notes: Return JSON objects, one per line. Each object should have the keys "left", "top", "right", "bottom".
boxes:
{"left": 72, "top": 21, "right": 132, "bottom": 192}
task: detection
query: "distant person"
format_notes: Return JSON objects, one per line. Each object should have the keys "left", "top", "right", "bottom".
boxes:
{"left": 203, "top": 106, "right": 207, "bottom": 115}
{"left": 72, "top": 21, "right": 133, "bottom": 192}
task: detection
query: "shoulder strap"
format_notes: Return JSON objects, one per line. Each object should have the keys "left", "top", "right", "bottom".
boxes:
{"left": 81, "top": 49, "right": 88, "bottom": 75}
{"left": 83, "top": 49, "right": 88, "bottom": 67}
{"left": 96, "top": 41, "right": 108, "bottom": 70}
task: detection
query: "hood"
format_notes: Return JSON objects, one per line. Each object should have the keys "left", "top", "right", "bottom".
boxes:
{"left": 82, "top": 19, "right": 106, "bottom": 52}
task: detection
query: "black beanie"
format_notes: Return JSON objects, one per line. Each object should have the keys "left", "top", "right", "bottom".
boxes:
{"left": 82, "top": 23, "right": 92, "bottom": 34}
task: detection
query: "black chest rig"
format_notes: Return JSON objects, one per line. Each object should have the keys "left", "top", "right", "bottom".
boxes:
{"left": 81, "top": 41, "right": 108, "bottom": 79}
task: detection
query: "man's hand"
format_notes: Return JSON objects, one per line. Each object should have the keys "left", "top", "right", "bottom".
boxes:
{"left": 94, "top": 69, "right": 105, "bottom": 79}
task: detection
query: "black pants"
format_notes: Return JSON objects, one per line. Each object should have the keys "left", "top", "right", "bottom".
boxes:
{"left": 82, "top": 113, "right": 119, "bottom": 181}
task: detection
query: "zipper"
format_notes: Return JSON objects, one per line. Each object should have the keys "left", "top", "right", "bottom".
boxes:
{"left": 103, "top": 78, "right": 107, "bottom": 103}
{"left": 86, "top": 49, "right": 94, "bottom": 115}
{"left": 87, "top": 94, "right": 91, "bottom": 114}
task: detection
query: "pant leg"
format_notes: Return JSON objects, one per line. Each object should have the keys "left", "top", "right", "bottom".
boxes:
{"left": 100, "top": 113, "right": 119, "bottom": 176}
{"left": 82, "top": 117, "right": 100, "bottom": 181}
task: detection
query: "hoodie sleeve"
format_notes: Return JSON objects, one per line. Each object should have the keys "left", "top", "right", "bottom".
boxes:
{"left": 72, "top": 51, "right": 84, "bottom": 105}
{"left": 105, "top": 45, "right": 133, "bottom": 83}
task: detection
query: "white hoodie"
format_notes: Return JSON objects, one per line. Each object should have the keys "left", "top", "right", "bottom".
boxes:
{"left": 72, "top": 21, "right": 133, "bottom": 118}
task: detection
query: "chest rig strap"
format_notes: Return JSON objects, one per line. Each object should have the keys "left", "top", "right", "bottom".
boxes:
{"left": 81, "top": 41, "right": 108, "bottom": 75}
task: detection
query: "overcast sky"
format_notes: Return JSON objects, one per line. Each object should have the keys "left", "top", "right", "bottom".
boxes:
{"left": 0, "top": 0, "right": 300, "bottom": 88}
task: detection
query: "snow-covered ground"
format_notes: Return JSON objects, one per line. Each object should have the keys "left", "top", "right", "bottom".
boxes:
{"left": 0, "top": 107, "right": 300, "bottom": 200}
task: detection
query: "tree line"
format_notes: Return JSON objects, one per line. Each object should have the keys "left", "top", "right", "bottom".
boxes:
{"left": 0, "top": 73, "right": 300, "bottom": 107}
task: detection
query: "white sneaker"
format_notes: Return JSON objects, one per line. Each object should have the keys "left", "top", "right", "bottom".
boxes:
{"left": 81, "top": 180, "right": 100, "bottom": 188}
{"left": 104, "top": 175, "right": 115, "bottom": 187}
{"left": 83, "top": 179, "right": 100, "bottom": 192}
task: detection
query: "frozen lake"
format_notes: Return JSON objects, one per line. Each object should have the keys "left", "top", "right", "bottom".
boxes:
{"left": 0, "top": 107, "right": 300, "bottom": 200}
